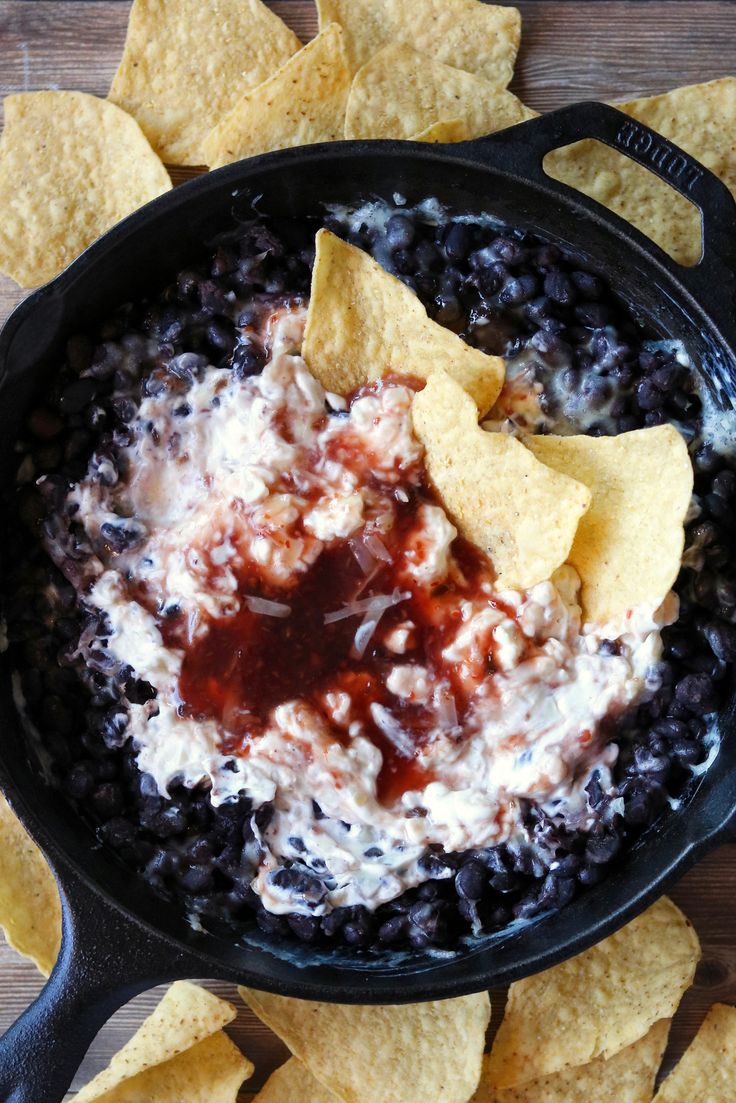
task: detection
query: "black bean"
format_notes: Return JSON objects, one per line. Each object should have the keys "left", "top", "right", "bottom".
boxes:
{"left": 455, "top": 859, "right": 486, "bottom": 901}
{"left": 378, "top": 914, "right": 408, "bottom": 943}
{"left": 704, "top": 621, "right": 736, "bottom": 662}
{"left": 386, "top": 214, "right": 415, "bottom": 251}
{"left": 91, "top": 782, "right": 124, "bottom": 819}
{"left": 59, "top": 378, "right": 98, "bottom": 415}
{"left": 674, "top": 673, "right": 717, "bottom": 714}
{"left": 287, "top": 913, "right": 320, "bottom": 941}
{"left": 544, "top": 271, "right": 575, "bottom": 306}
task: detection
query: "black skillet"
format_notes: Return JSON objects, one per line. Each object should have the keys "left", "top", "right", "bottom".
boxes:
{"left": 1, "top": 102, "right": 736, "bottom": 1103}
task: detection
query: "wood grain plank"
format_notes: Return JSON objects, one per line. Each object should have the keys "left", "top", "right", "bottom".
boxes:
{"left": 0, "top": 1, "right": 735, "bottom": 1097}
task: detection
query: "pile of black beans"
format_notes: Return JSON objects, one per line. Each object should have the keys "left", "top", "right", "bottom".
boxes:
{"left": 5, "top": 204, "right": 736, "bottom": 954}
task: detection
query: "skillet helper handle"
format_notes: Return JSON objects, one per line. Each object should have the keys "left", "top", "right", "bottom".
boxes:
{"left": 463, "top": 101, "right": 736, "bottom": 338}
{"left": 0, "top": 862, "right": 199, "bottom": 1103}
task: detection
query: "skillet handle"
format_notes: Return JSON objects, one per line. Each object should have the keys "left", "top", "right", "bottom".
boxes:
{"left": 0, "top": 858, "right": 204, "bottom": 1103}
{"left": 462, "top": 101, "right": 736, "bottom": 344}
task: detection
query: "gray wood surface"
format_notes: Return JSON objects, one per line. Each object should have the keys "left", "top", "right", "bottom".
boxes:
{"left": 0, "top": 1, "right": 735, "bottom": 1098}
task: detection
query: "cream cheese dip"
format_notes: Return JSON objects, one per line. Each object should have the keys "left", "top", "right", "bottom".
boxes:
{"left": 44, "top": 307, "right": 677, "bottom": 916}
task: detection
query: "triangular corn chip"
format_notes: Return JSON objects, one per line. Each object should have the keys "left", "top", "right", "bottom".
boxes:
{"left": 546, "top": 78, "right": 736, "bottom": 265}
{"left": 485, "top": 898, "right": 699, "bottom": 1090}
{"left": 653, "top": 1004, "right": 736, "bottom": 1103}
{"left": 412, "top": 370, "right": 591, "bottom": 588}
{"left": 472, "top": 1019, "right": 670, "bottom": 1103}
{"left": 525, "top": 425, "right": 692, "bottom": 624}
{"left": 76, "top": 982, "right": 242, "bottom": 1102}
{"left": 0, "top": 91, "right": 170, "bottom": 288}
{"left": 0, "top": 794, "right": 61, "bottom": 976}
{"left": 240, "top": 987, "right": 490, "bottom": 1103}
{"left": 255, "top": 1057, "right": 338, "bottom": 1103}
{"left": 317, "top": 0, "right": 520, "bottom": 84}
{"left": 109, "top": 0, "right": 301, "bottom": 164}
{"left": 344, "top": 44, "right": 534, "bottom": 140}
{"left": 202, "top": 24, "right": 350, "bottom": 168}
{"left": 303, "top": 229, "right": 505, "bottom": 415}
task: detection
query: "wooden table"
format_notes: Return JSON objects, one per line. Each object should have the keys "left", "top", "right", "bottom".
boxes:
{"left": 1, "top": 2, "right": 735, "bottom": 1097}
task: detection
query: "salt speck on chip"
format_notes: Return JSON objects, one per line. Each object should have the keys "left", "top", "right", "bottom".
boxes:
{"left": 202, "top": 24, "right": 350, "bottom": 168}
{"left": 109, "top": 0, "right": 301, "bottom": 165}
{"left": 317, "top": 0, "right": 521, "bottom": 84}
{"left": 472, "top": 1020, "right": 670, "bottom": 1103}
{"left": 75, "top": 981, "right": 252, "bottom": 1103}
{"left": 484, "top": 897, "right": 699, "bottom": 1090}
{"left": 545, "top": 77, "right": 736, "bottom": 265}
{"left": 412, "top": 370, "right": 591, "bottom": 589}
{"left": 0, "top": 794, "right": 61, "bottom": 976}
{"left": 303, "top": 229, "right": 505, "bottom": 416}
{"left": 344, "top": 44, "right": 534, "bottom": 141}
{"left": 525, "top": 425, "right": 693, "bottom": 624}
{"left": 240, "top": 987, "right": 490, "bottom": 1103}
{"left": 653, "top": 1003, "right": 736, "bottom": 1103}
{"left": 0, "top": 91, "right": 171, "bottom": 288}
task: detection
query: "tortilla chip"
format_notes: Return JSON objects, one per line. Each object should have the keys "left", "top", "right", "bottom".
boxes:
{"left": 0, "top": 794, "right": 61, "bottom": 976}
{"left": 344, "top": 44, "right": 534, "bottom": 140}
{"left": 0, "top": 91, "right": 171, "bottom": 289}
{"left": 472, "top": 1019, "right": 670, "bottom": 1103}
{"left": 202, "top": 24, "right": 350, "bottom": 168}
{"left": 412, "top": 371, "right": 591, "bottom": 589}
{"left": 76, "top": 981, "right": 244, "bottom": 1102}
{"left": 411, "top": 119, "right": 471, "bottom": 143}
{"left": 109, "top": 0, "right": 302, "bottom": 165}
{"left": 525, "top": 425, "right": 692, "bottom": 624}
{"left": 78, "top": 1031, "right": 253, "bottom": 1103}
{"left": 255, "top": 1058, "right": 338, "bottom": 1103}
{"left": 317, "top": 0, "right": 520, "bottom": 84}
{"left": 653, "top": 1004, "right": 736, "bottom": 1103}
{"left": 485, "top": 897, "right": 699, "bottom": 1090}
{"left": 303, "top": 229, "right": 505, "bottom": 415}
{"left": 545, "top": 78, "right": 736, "bottom": 265}
{"left": 240, "top": 987, "right": 490, "bottom": 1103}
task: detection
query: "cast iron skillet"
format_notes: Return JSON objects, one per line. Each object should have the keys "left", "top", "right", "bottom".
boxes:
{"left": 1, "top": 102, "right": 736, "bottom": 1103}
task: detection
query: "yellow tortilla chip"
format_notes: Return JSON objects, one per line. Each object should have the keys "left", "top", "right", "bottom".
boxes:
{"left": 411, "top": 119, "right": 471, "bottom": 143}
{"left": 76, "top": 981, "right": 244, "bottom": 1102}
{"left": 78, "top": 1031, "right": 253, "bottom": 1103}
{"left": 525, "top": 425, "right": 692, "bottom": 624}
{"left": 317, "top": 0, "right": 521, "bottom": 84}
{"left": 255, "top": 1058, "right": 338, "bottom": 1103}
{"left": 0, "top": 794, "right": 61, "bottom": 976}
{"left": 0, "top": 91, "right": 171, "bottom": 289}
{"left": 485, "top": 897, "right": 699, "bottom": 1090}
{"left": 345, "top": 45, "right": 534, "bottom": 141}
{"left": 545, "top": 78, "right": 736, "bottom": 265}
{"left": 109, "top": 0, "right": 302, "bottom": 164}
{"left": 240, "top": 988, "right": 490, "bottom": 1103}
{"left": 202, "top": 24, "right": 350, "bottom": 168}
{"left": 303, "top": 229, "right": 505, "bottom": 415}
{"left": 412, "top": 371, "right": 591, "bottom": 589}
{"left": 653, "top": 1004, "right": 736, "bottom": 1103}
{"left": 472, "top": 1020, "right": 670, "bottom": 1103}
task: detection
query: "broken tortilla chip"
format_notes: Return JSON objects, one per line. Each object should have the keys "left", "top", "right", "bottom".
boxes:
{"left": 485, "top": 897, "right": 699, "bottom": 1090}
{"left": 76, "top": 981, "right": 247, "bottom": 1103}
{"left": 202, "top": 24, "right": 350, "bottom": 168}
{"left": 317, "top": 0, "right": 520, "bottom": 84}
{"left": 0, "top": 91, "right": 171, "bottom": 288}
{"left": 240, "top": 987, "right": 490, "bottom": 1103}
{"left": 109, "top": 0, "right": 301, "bottom": 165}
{"left": 0, "top": 793, "right": 61, "bottom": 976}
{"left": 545, "top": 78, "right": 736, "bottom": 265}
{"left": 525, "top": 425, "right": 692, "bottom": 624}
{"left": 653, "top": 1004, "right": 736, "bottom": 1103}
{"left": 412, "top": 371, "right": 591, "bottom": 589}
{"left": 255, "top": 1058, "right": 338, "bottom": 1103}
{"left": 411, "top": 118, "right": 471, "bottom": 143}
{"left": 472, "top": 1019, "right": 670, "bottom": 1103}
{"left": 303, "top": 229, "right": 505, "bottom": 415}
{"left": 344, "top": 44, "right": 534, "bottom": 141}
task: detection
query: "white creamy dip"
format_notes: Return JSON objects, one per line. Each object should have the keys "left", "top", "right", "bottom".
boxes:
{"left": 47, "top": 308, "right": 676, "bottom": 915}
